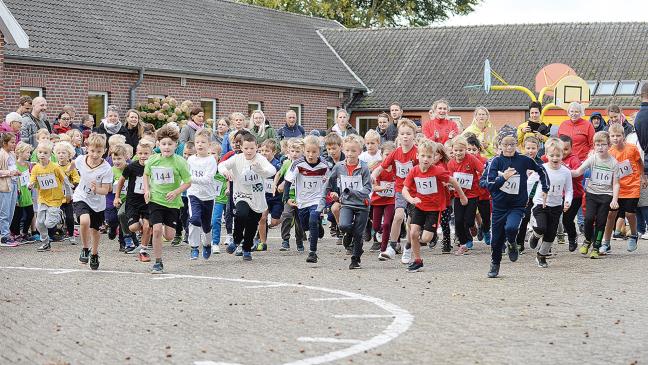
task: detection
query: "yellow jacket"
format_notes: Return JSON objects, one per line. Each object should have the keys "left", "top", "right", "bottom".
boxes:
{"left": 462, "top": 122, "right": 497, "bottom": 158}
{"left": 517, "top": 121, "right": 550, "bottom": 148}
{"left": 30, "top": 161, "right": 66, "bottom": 207}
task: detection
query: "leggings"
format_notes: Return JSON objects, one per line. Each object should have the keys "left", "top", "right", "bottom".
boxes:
{"left": 454, "top": 197, "right": 478, "bottom": 245}
{"left": 10, "top": 205, "right": 34, "bottom": 236}
{"left": 584, "top": 193, "right": 612, "bottom": 248}
{"left": 562, "top": 196, "right": 582, "bottom": 243}
{"left": 440, "top": 206, "right": 452, "bottom": 246}
{"left": 233, "top": 201, "right": 261, "bottom": 252}
{"left": 477, "top": 199, "right": 491, "bottom": 231}
{"left": 372, "top": 204, "right": 395, "bottom": 251}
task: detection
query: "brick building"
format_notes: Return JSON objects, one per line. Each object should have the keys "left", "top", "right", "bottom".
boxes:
{"left": 1, "top": 1, "right": 647, "bottom": 135}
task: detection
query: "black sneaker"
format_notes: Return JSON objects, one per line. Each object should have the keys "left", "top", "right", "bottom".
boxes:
{"left": 477, "top": 226, "right": 484, "bottom": 242}
{"left": 369, "top": 242, "right": 381, "bottom": 252}
{"left": 442, "top": 241, "right": 452, "bottom": 254}
{"left": 536, "top": 253, "right": 548, "bottom": 268}
{"left": 108, "top": 227, "right": 117, "bottom": 240}
{"left": 318, "top": 221, "right": 325, "bottom": 239}
{"left": 343, "top": 233, "right": 352, "bottom": 250}
{"left": 89, "top": 254, "right": 99, "bottom": 270}
{"left": 79, "top": 248, "right": 90, "bottom": 264}
{"left": 407, "top": 260, "right": 424, "bottom": 273}
{"left": 306, "top": 251, "right": 318, "bottom": 263}
{"left": 349, "top": 256, "right": 361, "bottom": 269}
{"left": 487, "top": 263, "right": 500, "bottom": 278}
{"left": 568, "top": 240, "right": 577, "bottom": 252}
{"left": 36, "top": 241, "right": 51, "bottom": 252}
{"left": 507, "top": 241, "right": 519, "bottom": 262}
{"left": 529, "top": 234, "right": 540, "bottom": 249}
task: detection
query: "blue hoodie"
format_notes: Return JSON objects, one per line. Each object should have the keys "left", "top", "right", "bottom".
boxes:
{"left": 590, "top": 112, "right": 607, "bottom": 132}
{"left": 481, "top": 152, "right": 549, "bottom": 209}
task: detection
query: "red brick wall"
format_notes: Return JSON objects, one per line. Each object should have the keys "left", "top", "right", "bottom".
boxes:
{"left": 2, "top": 63, "right": 342, "bottom": 131}
{"left": 0, "top": 33, "right": 5, "bottom": 108}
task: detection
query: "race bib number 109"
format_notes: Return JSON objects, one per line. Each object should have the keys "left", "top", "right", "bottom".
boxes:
{"left": 37, "top": 174, "right": 57, "bottom": 190}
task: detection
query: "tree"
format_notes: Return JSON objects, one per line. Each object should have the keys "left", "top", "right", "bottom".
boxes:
{"left": 239, "top": 0, "right": 480, "bottom": 28}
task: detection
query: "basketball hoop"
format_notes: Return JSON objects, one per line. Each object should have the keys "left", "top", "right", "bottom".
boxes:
{"left": 553, "top": 75, "right": 591, "bottom": 111}
{"left": 484, "top": 59, "right": 492, "bottom": 93}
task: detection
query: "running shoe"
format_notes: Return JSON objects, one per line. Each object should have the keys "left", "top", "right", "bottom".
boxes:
{"left": 590, "top": 249, "right": 600, "bottom": 259}
{"left": 226, "top": 242, "right": 237, "bottom": 254}
{"left": 0, "top": 238, "right": 19, "bottom": 247}
{"left": 280, "top": 240, "right": 290, "bottom": 251}
{"left": 190, "top": 247, "right": 199, "bottom": 260}
{"left": 171, "top": 235, "right": 182, "bottom": 246}
{"left": 641, "top": 232, "right": 648, "bottom": 240}
{"left": 68, "top": 236, "right": 77, "bottom": 245}
{"left": 151, "top": 262, "right": 164, "bottom": 274}
{"left": 506, "top": 241, "right": 519, "bottom": 262}
{"left": 483, "top": 230, "right": 491, "bottom": 245}
{"left": 125, "top": 245, "right": 139, "bottom": 254}
{"left": 79, "top": 248, "right": 90, "bottom": 263}
{"left": 251, "top": 238, "right": 260, "bottom": 251}
{"left": 225, "top": 235, "right": 234, "bottom": 246}
{"left": 242, "top": 251, "right": 252, "bottom": 261}
{"left": 465, "top": 240, "right": 474, "bottom": 250}
{"left": 379, "top": 246, "right": 396, "bottom": 260}
{"left": 429, "top": 235, "right": 438, "bottom": 250}
{"left": 568, "top": 240, "right": 577, "bottom": 252}
{"left": 536, "top": 253, "right": 548, "bottom": 268}
{"left": 441, "top": 241, "right": 452, "bottom": 254}
{"left": 37, "top": 241, "right": 51, "bottom": 251}
{"left": 212, "top": 244, "right": 220, "bottom": 254}
{"left": 477, "top": 226, "right": 484, "bottom": 242}
{"left": 235, "top": 245, "right": 243, "bottom": 256}
{"left": 138, "top": 250, "right": 151, "bottom": 262}
{"left": 108, "top": 227, "right": 117, "bottom": 240}
{"left": 255, "top": 243, "right": 267, "bottom": 251}
{"left": 89, "top": 254, "right": 99, "bottom": 270}
{"left": 203, "top": 245, "right": 212, "bottom": 259}
{"left": 407, "top": 260, "right": 424, "bottom": 273}
{"left": 579, "top": 240, "right": 591, "bottom": 255}
{"left": 296, "top": 243, "right": 304, "bottom": 252}
{"left": 599, "top": 243, "right": 611, "bottom": 255}
{"left": 487, "top": 263, "right": 500, "bottom": 278}
{"left": 529, "top": 234, "right": 540, "bottom": 250}
{"left": 306, "top": 251, "right": 318, "bottom": 263}
{"left": 612, "top": 231, "right": 626, "bottom": 240}
{"left": 369, "top": 242, "right": 381, "bottom": 252}
{"left": 627, "top": 236, "right": 638, "bottom": 252}
{"left": 349, "top": 256, "right": 361, "bottom": 269}
{"left": 454, "top": 245, "right": 469, "bottom": 256}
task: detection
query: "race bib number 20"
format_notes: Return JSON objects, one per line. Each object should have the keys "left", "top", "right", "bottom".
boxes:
{"left": 500, "top": 175, "right": 520, "bottom": 195}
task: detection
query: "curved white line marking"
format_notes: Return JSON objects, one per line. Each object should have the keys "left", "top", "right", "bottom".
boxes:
{"left": 0, "top": 266, "right": 413, "bottom": 365}
{"left": 297, "top": 337, "right": 362, "bottom": 344}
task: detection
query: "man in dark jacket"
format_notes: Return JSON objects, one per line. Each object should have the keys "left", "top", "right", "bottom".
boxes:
{"left": 20, "top": 97, "right": 52, "bottom": 147}
{"left": 277, "top": 110, "right": 305, "bottom": 140}
{"left": 634, "top": 83, "right": 648, "bottom": 175}
{"left": 589, "top": 112, "right": 607, "bottom": 132}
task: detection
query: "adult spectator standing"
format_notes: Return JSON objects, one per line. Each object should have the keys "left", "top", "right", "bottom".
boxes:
{"left": 558, "top": 102, "right": 594, "bottom": 162}
{"left": 422, "top": 99, "right": 458, "bottom": 144}
{"left": 179, "top": 107, "right": 205, "bottom": 144}
{"left": 328, "top": 109, "right": 357, "bottom": 137}
{"left": 375, "top": 112, "right": 393, "bottom": 143}
{"left": 590, "top": 112, "right": 607, "bottom": 132}
{"left": 20, "top": 96, "right": 51, "bottom": 147}
{"left": 17, "top": 96, "right": 32, "bottom": 116}
{"left": 634, "top": 83, "right": 648, "bottom": 175}
{"left": 607, "top": 104, "right": 635, "bottom": 136}
{"left": 213, "top": 118, "right": 229, "bottom": 146}
{"left": 249, "top": 110, "right": 277, "bottom": 144}
{"left": 277, "top": 110, "right": 305, "bottom": 140}
{"left": 382, "top": 103, "right": 401, "bottom": 142}
{"left": 124, "top": 109, "right": 143, "bottom": 150}
{"left": 94, "top": 105, "right": 128, "bottom": 152}
{"left": 463, "top": 106, "right": 497, "bottom": 157}
{"left": 52, "top": 111, "right": 73, "bottom": 134}
{"left": 516, "top": 101, "right": 551, "bottom": 151}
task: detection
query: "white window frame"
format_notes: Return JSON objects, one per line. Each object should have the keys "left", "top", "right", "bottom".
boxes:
{"left": 88, "top": 91, "right": 108, "bottom": 117}
{"left": 616, "top": 80, "right": 638, "bottom": 95}
{"left": 200, "top": 98, "right": 217, "bottom": 122}
{"left": 248, "top": 101, "right": 262, "bottom": 111}
{"left": 289, "top": 104, "right": 303, "bottom": 125}
{"left": 355, "top": 116, "right": 379, "bottom": 134}
{"left": 596, "top": 81, "right": 618, "bottom": 96}
{"left": 20, "top": 87, "right": 43, "bottom": 97}
{"left": 586, "top": 80, "right": 599, "bottom": 95}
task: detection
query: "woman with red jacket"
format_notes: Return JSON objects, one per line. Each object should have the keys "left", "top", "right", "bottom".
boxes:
{"left": 422, "top": 99, "right": 459, "bottom": 145}
{"left": 557, "top": 102, "right": 594, "bottom": 162}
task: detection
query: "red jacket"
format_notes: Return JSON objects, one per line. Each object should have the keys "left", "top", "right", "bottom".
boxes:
{"left": 422, "top": 118, "right": 458, "bottom": 145}
{"left": 558, "top": 118, "right": 594, "bottom": 162}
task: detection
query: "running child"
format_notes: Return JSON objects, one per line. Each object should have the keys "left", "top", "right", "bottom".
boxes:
{"left": 323, "top": 132, "right": 345, "bottom": 241}
{"left": 218, "top": 133, "right": 276, "bottom": 260}
{"left": 72, "top": 133, "right": 113, "bottom": 270}
{"left": 558, "top": 135, "right": 584, "bottom": 252}
{"left": 276, "top": 138, "right": 305, "bottom": 251}
{"left": 465, "top": 135, "right": 491, "bottom": 245}
{"left": 54, "top": 141, "right": 80, "bottom": 244}
{"left": 0, "top": 133, "right": 20, "bottom": 246}
{"left": 10, "top": 142, "right": 34, "bottom": 242}
{"left": 372, "top": 142, "right": 396, "bottom": 259}
{"left": 209, "top": 143, "right": 228, "bottom": 253}
{"left": 402, "top": 140, "right": 467, "bottom": 272}
{"left": 360, "top": 129, "right": 383, "bottom": 244}
{"left": 571, "top": 131, "right": 620, "bottom": 259}
{"left": 257, "top": 139, "right": 282, "bottom": 251}
{"left": 483, "top": 135, "right": 549, "bottom": 278}
{"left": 143, "top": 125, "right": 192, "bottom": 273}
{"left": 515, "top": 136, "right": 542, "bottom": 252}
{"left": 105, "top": 144, "right": 130, "bottom": 250}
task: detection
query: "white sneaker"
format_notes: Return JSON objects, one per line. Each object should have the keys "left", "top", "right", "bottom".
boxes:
{"left": 212, "top": 244, "right": 220, "bottom": 254}
{"left": 380, "top": 246, "right": 396, "bottom": 260}
{"left": 68, "top": 236, "right": 77, "bottom": 244}
{"left": 401, "top": 247, "right": 412, "bottom": 264}
{"left": 225, "top": 235, "right": 233, "bottom": 246}
{"left": 641, "top": 233, "right": 648, "bottom": 240}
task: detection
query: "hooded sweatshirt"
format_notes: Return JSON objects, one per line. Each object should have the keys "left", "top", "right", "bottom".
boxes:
{"left": 590, "top": 112, "right": 608, "bottom": 132}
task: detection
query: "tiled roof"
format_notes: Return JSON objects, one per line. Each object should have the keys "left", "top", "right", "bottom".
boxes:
{"left": 320, "top": 22, "right": 648, "bottom": 110}
{"left": 3, "top": 0, "right": 364, "bottom": 90}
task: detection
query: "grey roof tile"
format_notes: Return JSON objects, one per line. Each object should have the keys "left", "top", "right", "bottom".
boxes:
{"left": 321, "top": 23, "right": 648, "bottom": 110}
{"left": 4, "top": 0, "right": 363, "bottom": 90}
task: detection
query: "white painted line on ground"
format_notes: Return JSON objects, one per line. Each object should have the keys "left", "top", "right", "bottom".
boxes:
{"left": 0, "top": 266, "right": 413, "bottom": 365}
{"left": 51, "top": 269, "right": 77, "bottom": 275}
{"left": 244, "top": 284, "right": 289, "bottom": 289}
{"left": 151, "top": 274, "right": 184, "bottom": 280}
{"left": 332, "top": 314, "right": 395, "bottom": 319}
{"left": 297, "top": 337, "right": 362, "bottom": 344}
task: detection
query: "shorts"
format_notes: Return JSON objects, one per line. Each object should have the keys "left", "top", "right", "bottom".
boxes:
{"left": 73, "top": 201, "right": 104, "bottom": 230}
{"left": 267, "top": 197, "right": 283, "bottom": 220}
{"left": 126, "top": 201, "right": 150, "bottom": 227}
{"left": 395, "top": 192, "right": 414, "bottom": 216}
{"left": 410, "top": 207, "right": 440, "bottom": 232}
{"left": 610, "top": 197, "right": 639, "bottom": 215}
{"left": 148, "top": 202, "right": 180, "bottom": 227}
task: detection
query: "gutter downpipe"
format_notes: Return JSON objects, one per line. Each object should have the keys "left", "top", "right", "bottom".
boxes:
{"left": 129, "top": 67, "right": 145, "bottom": 109}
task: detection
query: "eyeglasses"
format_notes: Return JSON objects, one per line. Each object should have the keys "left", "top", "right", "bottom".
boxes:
{"left": 501, "top": 143, "right": 516, "bottom": 148}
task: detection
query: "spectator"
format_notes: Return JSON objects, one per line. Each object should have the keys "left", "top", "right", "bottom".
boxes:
{"left": 249, "top": 110, "right": 277, "bottom": 144}
{"left": 124, "top": 109, "right": 143, "bottom": 150}
{"left": 17, "top": 96, "right": 32, "bottom": 116}
{"left": 94, "top": 105, "right": 128, "bottom": 154}
{"left": 375, "top": 112, "right": 393, "bottom": 143}
{"left": 516, "top": 101, "right": 550, "bottom": 152}
{"left": 463, "top": 106, "right": 498, "bottom": 157}
{"left": 3, "top": 113, "right": 22, "bottom": 144}
{"left": 607, "top": 104, "right": 635, "bottom": 136}
{"left": 590, "top": 112, "right": 607, "bottom": 132}
{"left": 277, "top": 110, "right": 305, "bottom": 140}
{"left": 558, "top": 102, "right": 594, "bottom": 162}
{"left": 221, "top": 112, "right": 247, "bottom": 157}
{"left": 385, "top": 103, "right": 402, "bottom": 141}
{"left": 79, "top": 115, "right": 95, "bottom": 140}
{"left": 179, "top": 107, "right": 205, "bottom": 144}
{"left": 328, "top": 109, "right": 357, "bottom": 137}
{"left": 422, "top": 99, "right": 458, "bottom": 144}
{"left": 634, "top": 83, "right": 648, "bottom": 175}
{"left": 53, "top": 111, "right": 73, "bottom": 134}
{"left": 20, "top": 96, "right": 51, "bottom": 147}
{"left": 213, "top": 117, "right": 229, "bottom": 146}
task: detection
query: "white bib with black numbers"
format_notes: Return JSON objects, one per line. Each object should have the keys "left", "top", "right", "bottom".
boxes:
{"left": 241, "top": 169, "right": 261, "bottom": 187}
{"left": 376, "top": 181, "right": 395, "bottom": 197}
{"left": 152, "top": 167, "right": 174, "bottom": 185}
{"left": 214, "top": 180, "right": 224, "bottom": 196}
{"left": 500, "top": 174, "right": 520, "bottom": 195}
{"left": 395, "top": 160, "right": 413, "bottom": 179}
{"left": 414, "top": 176, "right": 438, "bottom": 194}
{"left": 19, "top": 171, "right": 30, "bottom": 187}
{"left": 590, "top": 167, "right": 613, "bottom": 186}
{"left": 453, "top": 172, "right": 473, "bottom": 190}
{"left": 133, "top": 176, "right": 144, "bottom": 194}
{"left": 617, "top": 159, "right": 633, "bottom": 179}
{"left": 37, "top": 174, "right": 57, "bottom": 190}
{"left": 263, "top": 178, "right": 274, "bottom": 194}
{"left": 339, "top": 175, "right": 362, "bottom": 191}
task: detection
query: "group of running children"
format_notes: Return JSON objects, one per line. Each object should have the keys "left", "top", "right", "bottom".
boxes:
{"left": 2, "top": 108, "right": 643, "bottom": 278}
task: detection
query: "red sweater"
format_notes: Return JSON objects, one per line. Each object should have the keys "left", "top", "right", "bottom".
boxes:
{"left": 422, "top": 118, "right": 458, "bottom": 145}
{"left": 558, "top": 118, "right": 594, "bottom": 162}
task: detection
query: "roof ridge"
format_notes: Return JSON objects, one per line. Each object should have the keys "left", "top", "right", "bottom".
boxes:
{"left": 321, "top": 21, "right": 648, "bottom": 32}
{"left": 217, "top": 0, "right": 341, "bottom": 26}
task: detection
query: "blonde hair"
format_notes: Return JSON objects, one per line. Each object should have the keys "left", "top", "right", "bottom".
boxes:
{"left": 523, "top": 135, "right": 540, "bottom": 147}
{"left": 86, "top": 133, "right": 107, "bottom": 150}
{"left": 36, "top": 128, "right": 50, "bottom": 140}
{"left": 418, "top": 139, "right": 436, "bottom": 155}
{"left": 381, "top": 141, "right": 396, "bottom": 154}
{"left": 37, "top": 140, "right": 54, "bottom": 153}
{"left": 110, "top": 143, "right": 132, "bottom": 159}
{"left": 137, "top": 139, "right": 155, "bottom": 152}
{"left": 66, "top": 129, "right": 82, "bottom": 140}
{"left": 289, "top": 138, "right": 305, "bottom": 151}
{"left": 53, "top": 141, "right": 75, "bottom": 159}
{"left": 108, "top": 134, "right": 126, "bottom": 146}
{"left": 343, "top": 134, "right": 365, "bottom": 149}
{"left": 544, "top": 138, "right": 564, "bottom": 155}
{"left": 452, "top": 135, "right": 468, "bottom": 148}
{"left": 431, "top": 99, "right": 451, "bottom": 114}
{"left": 195, "top": 128, "right": 213, "bottom": 141}
{"left": 608, "top": 123, "right": 624, "bottom": 135}
{"left": 57, "top": 133, "right": 72, "bottom": 142}
{"left": 594, "top": 131, "right": 610, "bottom": 145}
{"left": 303, "top": 135, "right": 320, "bottom": 149}
{"left": 248, "top": 110, "right": 267, "bottom": 135}
{"left": 324, "top": 132, "right": 342, "bottom": 146}
{"left": 15, "top": 141, "right": 32, "bottom": 156}
{"left": 364, "top": 129, "right": 380, "bottom": 143}
{"left": 397, "top": 118, "right": 417, "bottom": 134}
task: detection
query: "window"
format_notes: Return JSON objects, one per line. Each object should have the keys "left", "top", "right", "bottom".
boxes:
{"left": 326, "top": 108, "right": 337, "bottom": 130}
{"left": 586, "top": 80, "right": 598, "bottom": 95}
{"left": 617, "top": 81, "right": 638, "bottom": 95}
{"left": 20, "top": 87, "right": 43, "bottom": 99}
{"left": 248, "top": 101, "right": 262, "bottom": 117}
{"left": 596, "top": 81, "right": 617, "bottom": 95}
{"left": 201, "top": 99, "right": 216, "bottom": 121}
{"left": 88, "top": 92, "right": 108, "bottom": 127}
{"left": 356, "top": 117, "right": 378, "bottom": 136}
{"left": 289, "top": 104, "right": 302, "bottom": 125}
{"left": 639, "top": 81, "right": 648, "bottom": 95}
{"left": 147, "top": 95, "right": 166, "bottom": 103}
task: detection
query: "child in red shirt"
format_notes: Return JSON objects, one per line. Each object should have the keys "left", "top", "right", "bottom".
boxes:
{"left": 402, "top": 140, "right": 467, "bottom": 272}
{"left": 372, "top": 142, "right": 397, "bottom": 260}
{"left": 465, "top": 135, "right": 492, "bottom": 245}
{"left": 448, "top": 136, "right": 484, "bottom": 255}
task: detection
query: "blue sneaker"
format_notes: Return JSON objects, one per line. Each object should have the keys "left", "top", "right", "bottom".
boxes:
{"left": 203, "top": 244, "right": 212, "bottom": 259}
{"left": 465, "top": 241, "right": 473, "bottom": 250}
{"left": 280, "top": 240, "right": 290, "bottom": 251}
{"left": 252, "top": 238, "right": 260, "bottom": 251}
{"left": 242, "top": 251, "right": 252, "bottom": 261}
{"left": 296, "top": 243, "right": 304, "bottom": 252}
{"left": 190, "top": 247, "right": 199, "bottom": 260}
{"left": 226, "top": 242, "right": 237, "bottom": 254}
{"left": 627, "top": 236, "right": 638, "bottom": 252}
{"left": 123, "top": 235, "right": 133, "bottom": 247}
{"left": 151, "top": 262, "right": 164, "bottom": 274}
{"left": 484, "top": 231, "right": 491, "bottom": 245}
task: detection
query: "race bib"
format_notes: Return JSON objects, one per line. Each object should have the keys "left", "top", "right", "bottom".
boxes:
{"left": 301, "top": 175, "right": 323, "bottom": 191}
{"left": 214, "top": 180, "right": 224, "bottom": 196}
{"left": 376, "top": 181, "right": 395, "bottom": 197}
{"left": 37, "top": 174, "right": 58, "bottom": 190}
{"left": 242, "top": 169, "right": 261, "bottom": 186}
{"left": 152, "top": 167, "right": 174, "bottom": 185}
{"left": 591, "top": 167, "right": 613, "bottom": 185}
{"left": 113, "top": 181, "right": 127, "bottom": 195}
{"left": 617, "top": 160, "right": 633, "bottom": 179}
{"left": 339, "top": 175, "right": 362, "bottom": 191}
{"left": 414, "top": 176, "right": 438, "bottom": 194}
{"left": 19, "top": 171, "right": 30, "bottom": 187}
{"left": 548, "top": 182, "right": 563, "bottom": 197}
{"left": 453, "top": 172, "right": 473, "bottom": 190}
{"left": 500, "top": 175, "right": 520, "bottom": 195}
{"left": 133, "top": 176, "right": 144, "bottom": 194}
{"left": 395, "top": 160, "right": 413, "bottom": 178}
{"left": 263, "top": 178, "right": 274, "bottom": 194}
